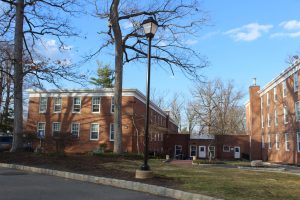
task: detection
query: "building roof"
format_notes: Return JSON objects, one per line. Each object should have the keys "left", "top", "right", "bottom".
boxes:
{"left": 27, "top": 88, "right": 178, "bottom": 125}
{"left": 258, "top": 60, "right": 300, "bottom": 96}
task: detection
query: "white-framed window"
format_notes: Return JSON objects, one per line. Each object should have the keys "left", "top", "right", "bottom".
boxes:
{"left": 109, "top": 123, "right": 114, "bottom": 141}
{"left": 71, "top": 123, "right": 80, "bottom": 138}
{"left": 268, "top": 134, "right": 271, "bottom": 149}
{"left": 90, "top": 123, "right": 99, "bottom": 140}
{"left": 267, "top": 113, "right": 271, "bottom": 127}
{"left": 190, "top": 145, "right": 197, "bottom": 157}
{"left": 285, "top": 133, "right": 290, "bottom": 151}
{"left": 175, "top": 145, "right": 183, "bottom": 159}
{"left": 275, "top": 133, "right": 280, "bottom": 150}
{"left": 52, "top": 122, "right": 61, "bottom": 136}
{"left": 73, "top": 97, "right": 81, "bottom": 113}
{"left": 54, "top": 97, "right": 62, "bottom": 113}
{"left": 297, "top": 132, "right": 300, "bottom": 153}
{"left": 261, "top": 115, "right": 264, "bottom": 128}
{"left": 267, "top": 93, "right": 270, "bottom": 107}
{"left": 39, "top": 97, "right": 47, "bottom": 113}
{"left": 37, "top": 122, "right": 46, "bottom": 136}
{"left": 275, "top": 110, "right": 278, "bottom": 126}
{"left": 111, "top": 96, "right": 115, "bottom": 113}
{"left": 294, "top": 73, "right": 299, "bottom": 92}
{"left": 223, "top": 145, "right": 230, "bottom": 152}
{"left": 274, "top": 87, "right": 277, "bottom": 102}
{"left": 261, "top": 135, "right": 265, "bottom": 148}
{"left": 92, "top": 97, "right": 101, "bottom": 113}
{"left": 284, "top": 106, "right": 288, "bottom": 124}
{"left": 282, "top": 80, "right": 287, "bottom": 97}
{"left": 295, "top": 101, "right": 300, "bottom": 121}
{"left": 208, "top": 146, "right": 215, "bottom": 158}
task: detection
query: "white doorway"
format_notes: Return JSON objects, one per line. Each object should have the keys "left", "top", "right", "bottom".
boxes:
{"left": 198, "top": 146, "right": 206, "bottom": 158}
{"left": 174, "top": 145, "right": 183, "bottom": 159}
{"left": 234, "top": 146, "right": 240, "bottom": 159}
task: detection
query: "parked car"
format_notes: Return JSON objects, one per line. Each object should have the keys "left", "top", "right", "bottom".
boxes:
{"left": 0, "top": 135, "right": 12, "bottom": 152}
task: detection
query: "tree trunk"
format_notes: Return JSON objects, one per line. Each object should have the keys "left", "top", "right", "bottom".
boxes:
{"left": 110, "top": 0, "right": 123, "bottom": 154}
{"left": 11, "top": 0, "right": 24, "bottom": 152}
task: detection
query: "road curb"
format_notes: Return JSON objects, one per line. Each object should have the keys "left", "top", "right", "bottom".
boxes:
{"left": 0, "top": 163, "right": 221, "bottom": 200}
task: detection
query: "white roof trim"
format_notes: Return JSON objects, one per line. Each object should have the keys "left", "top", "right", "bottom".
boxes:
{"left": 258, "top": 60, "right": 300, "bottom": 96}
{"left": 27, "top": 88, "right": 175, "bottom": 123}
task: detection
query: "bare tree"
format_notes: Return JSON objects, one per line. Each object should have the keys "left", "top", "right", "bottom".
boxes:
{"left": 0, "top": 0, "right": 85, "bottom": 151}
{"left": 92, "top": 0, "right": 208, "bottom": 153}
{"left": 169, "top": 93, "right": 184, "bottom": 132}
{"left": 191, "top": 79, "right": 245, "bottom": 135}
{"left": 185, "top": 101, "right": 197, "bottom": 134}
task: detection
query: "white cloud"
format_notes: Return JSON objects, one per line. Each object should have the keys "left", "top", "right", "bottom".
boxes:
{"left": 122, "top": 21, "right": 133, "bottom": 29}
{"left": 271, "top": 31, "right": 300, "bottom": 38}
{"left": 184, "top": 39, "right": 198, "bottom": 45}
{"left": 224, "top": 23, "right": 273, "bottom": 41}
{"left": 280, "top": 20, "right": 300, "bottom": 30}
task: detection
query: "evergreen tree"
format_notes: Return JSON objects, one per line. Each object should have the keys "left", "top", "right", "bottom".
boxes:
{"left": 90, "top": 61, "right": 115, "bottom": 88}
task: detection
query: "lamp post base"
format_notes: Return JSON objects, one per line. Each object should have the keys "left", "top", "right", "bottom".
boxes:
{"left": 135, "top": 169, "right": 154, "bottom": 179}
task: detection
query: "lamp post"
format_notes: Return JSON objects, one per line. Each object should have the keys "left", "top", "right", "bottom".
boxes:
{"left": 140, "top": 17, "right": 158, "bottom": 172}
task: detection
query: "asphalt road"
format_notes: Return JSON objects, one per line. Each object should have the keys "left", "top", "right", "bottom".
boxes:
{"left": 0, "top": 167, "right": 173, "bottom": 200}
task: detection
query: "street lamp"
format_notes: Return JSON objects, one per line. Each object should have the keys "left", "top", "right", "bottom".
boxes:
{"left": 140, "top": 17, "right": 158, "bottom": 173}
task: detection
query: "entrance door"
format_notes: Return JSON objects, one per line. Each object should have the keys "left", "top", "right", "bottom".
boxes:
{"left": 198, "top": 146, "right": 206, "bottom": 158}
{"left": 234, "top": 146, "right": 240, "bottom": 159}
{"left": 174, "top": 145, "right": 183, "bottom": 159}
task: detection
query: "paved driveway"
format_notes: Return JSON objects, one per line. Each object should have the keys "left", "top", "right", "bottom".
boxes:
{"left": 0, "top": 167, "right": 172, "bottom": 200}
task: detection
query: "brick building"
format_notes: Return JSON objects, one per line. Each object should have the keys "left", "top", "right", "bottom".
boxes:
{"left": 164, "top": 133, "right": 250, "bottom": 160}
{"left": 246, "top": 60, "right": 300, "bottom": 164}
{"left": 26, "top": 88, "right": 178, "bottom": 153}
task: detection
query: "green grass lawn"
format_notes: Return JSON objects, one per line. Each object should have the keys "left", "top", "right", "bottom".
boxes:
{"left": 105, "top": 159, "right": 300, "bottom": 200}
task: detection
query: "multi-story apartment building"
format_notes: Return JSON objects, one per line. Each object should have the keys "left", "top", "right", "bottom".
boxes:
{"left": 246, "top": 60, "right": 300, "bottom": 164}
{"left": 26, "top": 88, "right": 178, "bottom": 154}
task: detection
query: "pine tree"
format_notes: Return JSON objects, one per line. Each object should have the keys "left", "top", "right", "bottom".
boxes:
{"left": 90, "top": 61, "right": 115, "bottom": 88}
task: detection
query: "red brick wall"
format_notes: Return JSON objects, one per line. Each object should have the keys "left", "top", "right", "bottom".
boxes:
{"left": 26, "top": 92, "right": 177, "bottom": 154}
{"left": 163, "top": 134, "right": 189, "bottom": 158}
{"left": 248, "top": 85, "right": 262, "bottom": 160}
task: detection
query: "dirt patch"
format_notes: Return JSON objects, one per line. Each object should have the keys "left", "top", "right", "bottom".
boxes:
{"left": 0, "top": 152, "right": 179, "bottom": 188}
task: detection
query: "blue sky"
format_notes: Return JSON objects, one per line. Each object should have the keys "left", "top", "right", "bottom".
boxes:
{"left": 39, "top": 0, "right": 300, "bottom": 103}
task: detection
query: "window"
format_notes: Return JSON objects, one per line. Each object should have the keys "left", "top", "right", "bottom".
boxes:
{"left": 296, "top": 101, "right": 300, "bottom": 121}
{"left": 273, "top": 87, "right": 277, "bottom": 102}
{"left": 92, "top": 97, "right": 100, "bottom": 113}
{"left": 71, "top": 123, "right": 80, "bottom": 138}
{"left": 110, "top": 123, "right": 114, "bottom": 141}
{"left": 52, "top": 122, "right": 61, "bottom": 136}
{"left": 285, "top": 133, "right": 290, "bottom": 151}
{"left": 73, "top": 97, "right": 81, "bottom": 113}
{"left": 297, "top": 133, "right": 300, "bottom": 153}
{"left": 39, "top": 97, "right": 47, "bottom": 113}
{"left": 275, "top": 110, "right": 278, "bottom": 126}
{"left": 54, "top": 97, "right": 62, "bottom": 112}
{"left": 208, "top": 146, "right": 215, "bottom": 158}
{"left": 267, "top": 93, "right": 270, "bottom": 106}
{"left": 282, "top": 80, "right": 287, "bottom": 97}
{"left": 111, "top": 96, "right": 115, "bottom": 113}
{"left": 267, "top": 113, "right": 271, "bottom": 127}
{"left": 284, "top": 107, "right": 288, "bottom": 124}
{"left": 261, "top": 115, "right": 264, "bottom": 128}
{"left": 90, "top": 123, "right": 99, "bottom": 140}
{"left": 223, "top": 145, "right": 230, "bottom": 152}
{"left": 37, "top": 122, "right": 46, "bottom": 136}
{"left": 190, "top": 145, "right": 197, "bottom": 157}
{"left": 268, "top": 134, "right": 271, "bottom": 149}
{"left": 275, "top": 133, "right": 280, "bottom": 150}
{"left": 175, "top": 145, "right": 183, "bottom": 159}
{"left": 294, "top": 73, "right": 299, "bottom": 92}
